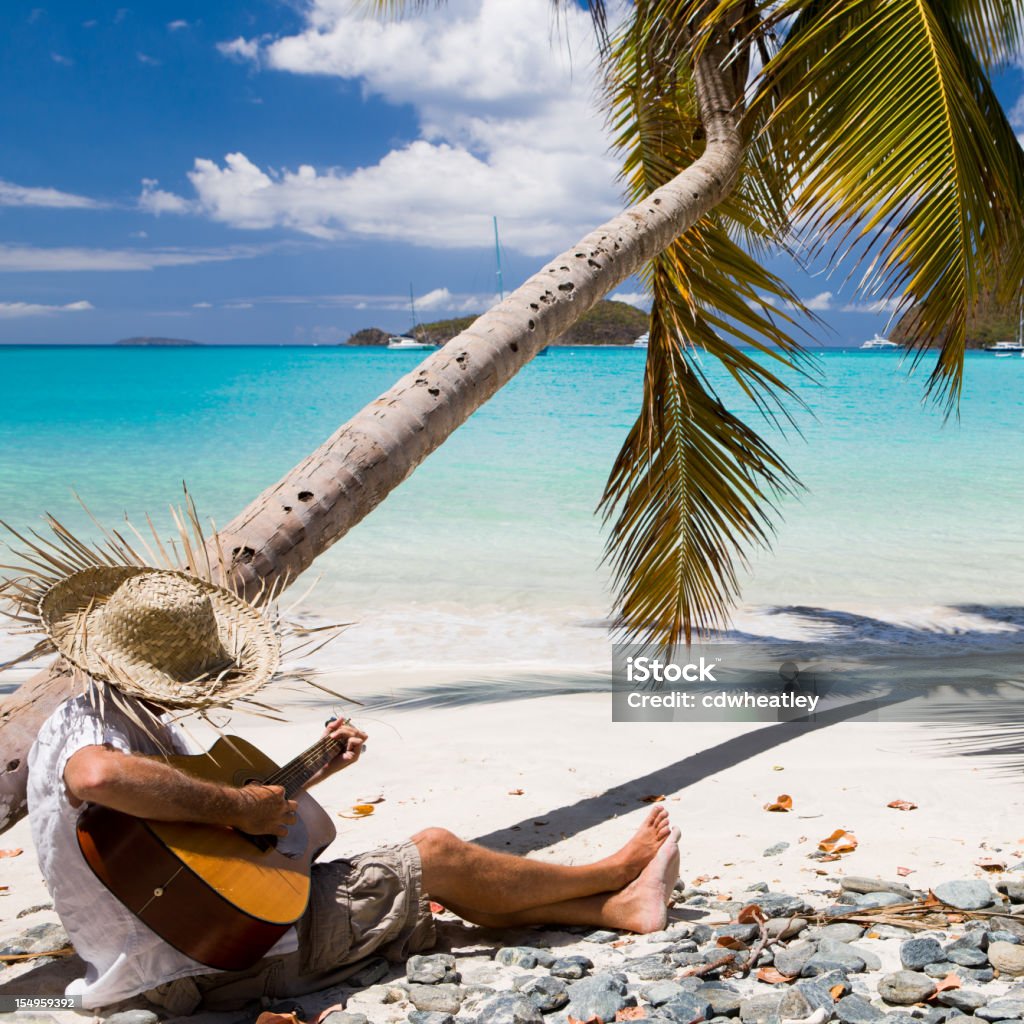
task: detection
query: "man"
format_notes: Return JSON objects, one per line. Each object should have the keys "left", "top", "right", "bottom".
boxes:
{"left": 22, "top": 565, "right": 680, "bottom": 1014}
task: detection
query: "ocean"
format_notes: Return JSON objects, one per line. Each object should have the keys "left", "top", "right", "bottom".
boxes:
{"left": 1, "top": 345, "right": 1021, "bottom": 674}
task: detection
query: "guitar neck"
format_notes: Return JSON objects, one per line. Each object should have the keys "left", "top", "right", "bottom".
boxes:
{"left": 264, "top": 735, "right": 342, "bottom": 796}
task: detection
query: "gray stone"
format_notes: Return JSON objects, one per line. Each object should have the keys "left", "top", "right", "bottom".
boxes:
{"left": 408, "top": 1013, "right": 454, "bottom": 1024}
{"left": 521, "top": 976, "right": 569, "bottom": 1014}
{"left": 882, "top": 1015, "right": 920, "bottom": 1024}
{"left": 902, "top": 939, "right": 946, "bottom": 971}
{"left": 767, "top": 917, "right": 809, "bottom": 940}
{"left": 550, "top": 955, "right": 593, "bottom": 979}
{"left": 841, "top": 877, "right": 918, "bottom": 901}
{"left": 103, "top": 1013, "right": 159, "bottom": 1024}
{"left": 774, "top": 941, "right": 818, "bottom": 978}
{"left": 717, "top": 924, "right": 760, "bottom": 943}
{"left": 670, "top": 939, "right": 700, "bottom": 954}
{"left": 643, "top": 981, "right": 686, "bottom": 1007}
{"left": 947, "top": 948, "right": 988, "bottom": 968}
{"left": 319, "top": 1014, "right": 369, "bottom": 1024}
{"left": 350, "top": 957, "right": 390, "bottom": 987}
{"left": 0, "top": 922, "right": 71, "bottom": 956}
{"left": 748, "top": 882, "right": 771, "bottom": 893}
{"left": 692, "top": 924, "right": 715, "bottom": 945}
{"left": 796, "top": 973, "right": 851, "bottom": 1014}
{"left": 764, "top": 842, "right": 791, "bottom": 857}
{"left": 496, "top": 947, "right": 539, "bottom": 969}
{"left": 878, "top": 972, "right": 937, "bottom": 1006}
{"left": 803, "top": 953, "right": 867, "bottom": 976}
{"left": 814, "top": 924, "right": 868, "bottom": 943}
{"left": 924, "top": 963, "right": 959, "bottom": 978}
{"left": 15, "top": 903, "right": 53, "bottom": 920}
{"left": 934, "top": 882, "right": 995, "bottom": 911}
{"left": 938, "top": 992, "right": 989, "bottom": 1013}
{"left": 740, "top": 994, "right": 785, "bottom": 1023}
{"left": 407, "top": 984, "right": 463, "bottom": 1015}
{"left": 956, "top": 967, "right": 994, "bottom": 984}
{"left": 565, "top": 974, "right": 632, "bottom": 1022}
{"left": 978, "top": 1004, "right": 1024, "bottom": 1023}
{"left": 998, "top": 883, "right": 1024, "bottom": 905}
{"left": 747, "top": 893, "right": 812, "bottom": 919}
{"left": 661, "top": 992, "right": 715, "bottom": 1023}
{"left": 835, "top": 995, "right": 885, "bottom": 1024}
{"left": 627, "top": 955, "right": 675, "bottom": 981}
{"left": 989, "top": 941, "right": 1024, "bottom": 976}
{"left": 989, "top": 931, "right": 1022, "bottom": 946}
{"left": 584, "top": 929, "right": 620, "bottom": 944}
{"left": 779, "top": 990, "right": 814, "bottom": 1020}
{"left": 820, "top": 939, "right": 881, "bottom": 971}
{"left": 407, "top": 953, "right": 458, "bottom": 985}
{"left": 703, "top": 984, "right": 743, "bottom": 1018}
{"left": 853, "top": 893, "right": 907, "bottom": 909}
{"left": 948, "top": 934, "right": 988, "bottom": 953}
{"left": 471, "top": 993, "right": 542, "bottom": 1024}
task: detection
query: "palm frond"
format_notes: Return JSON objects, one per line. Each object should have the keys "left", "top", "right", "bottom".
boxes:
{"left": 755, "top": 0, "right": 1024, "bottom": 409}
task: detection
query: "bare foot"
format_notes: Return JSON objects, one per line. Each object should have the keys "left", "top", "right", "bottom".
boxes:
{"left": 607, "top": 806, "right": 672, "bottom": 886}
{"left": 604, "top": 826, "right": 681, "bottom": 934}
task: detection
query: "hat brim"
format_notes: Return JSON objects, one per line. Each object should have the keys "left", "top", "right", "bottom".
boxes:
{"left": 39, "top": 566, "right": 280, "bottom": 710}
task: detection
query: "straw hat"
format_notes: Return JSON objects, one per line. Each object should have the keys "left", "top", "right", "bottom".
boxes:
{"left": 38, "top": 565, "right": 281, "bottom": 709}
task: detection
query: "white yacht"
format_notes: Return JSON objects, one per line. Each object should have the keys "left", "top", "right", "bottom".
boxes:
{"left": 983, "top": 340, "right": 1024, "bottom": 355}
{"left": 859, "top": 334, "right": 899, "bottom": 350}
{"left": 632, "top": 332, "right": 649, "bottom": 349}
{"left": 386, "top": 335, "right": 436, "bottom": 351}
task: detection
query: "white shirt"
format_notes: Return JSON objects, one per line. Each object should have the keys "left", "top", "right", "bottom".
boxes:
{"left": 27, "top": 695, "right": 297, "bottom": 1009}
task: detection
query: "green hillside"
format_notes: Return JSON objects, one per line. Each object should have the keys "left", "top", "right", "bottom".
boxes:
{"left": 343, "top": 299, "right": 649, "bottom": 346}
{"left": 892, "top": 294, "right": 1021, "bottom": 349}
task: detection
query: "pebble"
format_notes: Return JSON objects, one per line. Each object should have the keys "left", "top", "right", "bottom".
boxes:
{"left": 748, "top": 882, "right": 771, "bottom": 893}
{"left": 938, "top": 991, "right": 990, "bottom": 1013}
{"left": 767, "top": 917, "right": 809, "bottom": 940}
{"left": 814, "top": 924, "right": 868, "bottom": 942}
{"left": 0, "top": 922, "right": 70, "bottom": 955}
{"left": 103, "top": 1013, "right": 159, "bottom": 1024}
{"left": 660, "top": 991, "right": 714, "bottom": 1022}
{"left": 989, "top": 942, "right": 1024, "bottom": 977}
{"left": 550, "top": 955, "right": 593, "bottom": 979}
{"left": 642, "top": 980, "right": 686, "bottom": 1006}
{"left": 834, "top": 994, "right": 885, "bottom": 1023}
{"left": 764, "top": 842, "right": 791, "bottom": 857}
{"left": 842, "top": 877, "right": 918, "bottom": 901}
{"left": 15, "top": 903, "right": 53, "bottom": 920}
{"left": 565, "top": 974, "right": 633, "bottom": 1021}
{"left": 997, "top": 883, "right": 1024, "bottom": 905}
{"left": 878, "top": 971, "right": 938, "bottom": 1005}
{"left": 797, "top": 974, "right": 851, "bottom": 1014}
{"left": 774, "top": 941, "right": 817, "bottom": 977}
{"left": 702, "top": 983, "right": 743, "bottom": 1017}
{"left": 819, "top": 939, "right": 882, "bottom": 972}
{"left": 803, "top": 952, "right": 867, "bottom": 976}
{"left": 470, "top": 993, "right": 542, "bottom": 1024}
{"left": 934, "top": 881, "right": 995, "bottom": 911}
{"left": 583, "top": 929, "right": 619, "bottom": 943}
{"left": 902, "top": 938, "right": 946, "bottom": 970}
{"left": 989, "top": 930, "right": 1023, "bottom": 945}
{"left": 407, "top": 953, "right": 458, "bottom": 985}
{"left": 320, "top": 1014, "right": 368, "bottom": 1024}
{"left": 495, "top": 947, "right": 539, "bottom": 969}
{"left": 407, "top": 1013, "right": 454, "bottom": 1024}
{"left": 853, "top": 893, "right": 907, "bottom": 909}
{"left": 747, "top": 894, "right": 811, "bottom": 919}
{"left": 977, "top": 1002, "right": 1024, "bottom": 1022}
{"left": 948, "top": 948, "right": 990, "bottom": 968}
{"left": 349, "top": 957, "right": 389, "bottom": 988}
{"left": 407, "top": 983, "right": 463, "bottom": 1015}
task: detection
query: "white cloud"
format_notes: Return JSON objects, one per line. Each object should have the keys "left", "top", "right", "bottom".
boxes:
{"left": 414, "top": 287, "right": 454, "bottom": 312}
{"left": 803, "top": 290, "right": 834, "bottom": 312}
{"left": 611, "top": 291, "right": 652, "bottom": 310}
{"left": 0, "top": 299, "right": 93, "bottom": 319}
{"left": 168, "top": 19, "right": 189, "bottom": 31}
{"left": 138, "top": 178, "right": 195, "bottom": 215}
{"left": 137, "top": 52, "right": 161, "bottom": 66}
{"left": 50, "top": 52, "right": 73, "bottom": 66}
{"left": 192, "top": 0, "right": 620, "bottom": 255}
{"left": 192, "top": 301, "right": 213, "bottom": 308}
{"left": 841, "top": 296, "right": 904, "bottom": 315}
{"left": 0, "top": 243, "right": 269, "bottom": 272}
{"left": 0, "top": 179, "right": 105, "bottom": 210}
{"left": 225, "top": 301, "right": 253, "bottom": 309}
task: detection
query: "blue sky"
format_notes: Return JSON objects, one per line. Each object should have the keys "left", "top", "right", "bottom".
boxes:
{"left": 1, "top": 0, "right": 1021, "bottom": 346}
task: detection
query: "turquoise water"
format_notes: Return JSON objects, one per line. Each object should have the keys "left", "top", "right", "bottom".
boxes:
{"left": 0, "top": 345, "right": 1021, "bottom": 664}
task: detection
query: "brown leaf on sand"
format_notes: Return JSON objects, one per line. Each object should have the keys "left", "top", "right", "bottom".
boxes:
{"left": 568, "top": 1016, "right": 604, "bottom": 1024}
{"left": 930, "top": 973, "right": 962, "bottom": 995}
{"left": 829, "top": 984, "right": 846, "bottom": 1000}
{"left": 256, "top": 1014, "right": 303, "bottom": 1024}
{"left": 757, "top": 967, "right": 795, "bottom": 984}
{"left": 764, "top": 794, "right": 794, "bottom": 813}
{"left": 887, "top": 799, "right": 918, "bottom": 811}
{"left": 818, "top": 829, "right": 858, "bottom": 855}
{"left": 817, "top": 853, "right": 842, "bottom": 862}
{"left": 616, "top": 1009, "right": 649, "bottom": 1021}
{"left": 314, "top": 1005, "right": 344, "bottom": 1024}
{"left": 508, "top": 788, "right": 525, "bottom": 795}
{"left": 338, "top": 804, "right": 375, "bottom": 819}
{"left": 897, "top": 866, "right": 914, "bottom": 877}
{"left": 640, "top": 794, "right": 666, "bottom": 804}
{"left": 0, "top": 848, "right": 23, "bottom": 858}
{"left": 692, "top": 873, "right": 719, "bottom": 885}
{"left": 717, "top": 936, "right": 749, "bottom": 951}
{"left": 738, "top": 904, "right": 768, "bottom": 925}
{"left": 975, "top": 857, "right": 1007, "bottom": 872}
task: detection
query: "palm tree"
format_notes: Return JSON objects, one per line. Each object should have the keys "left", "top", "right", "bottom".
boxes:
{"left": 1, "top": 0, "right": 1021, "bottom": 831}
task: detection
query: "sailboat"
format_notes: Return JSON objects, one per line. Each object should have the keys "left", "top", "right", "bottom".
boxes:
{"left": 983, "top": 299, "right": 1024, "bottom": 355}
{"left": 388, "top": 285, "right": 437, "bottom": 351}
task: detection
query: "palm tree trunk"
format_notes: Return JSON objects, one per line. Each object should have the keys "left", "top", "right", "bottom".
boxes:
{"left": 0, "top": 35, "right": 742, "bottom": 833}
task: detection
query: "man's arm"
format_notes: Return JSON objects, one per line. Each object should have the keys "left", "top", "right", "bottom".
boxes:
{"left": 64, "top": 745, "right": 297, "bottom": 837}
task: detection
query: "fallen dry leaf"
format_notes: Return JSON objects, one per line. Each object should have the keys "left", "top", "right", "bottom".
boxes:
{"left": 818, "top": 829, "right": 858, "bottom": 855}
{"left": 829, "top": 984, "right": 846, "bottom": 1000}
{"left": 757, "top": 967, "right": 796, "bottom": 984}
{"left": 256, "top": 1013, "right": 302, "bottom": 1024}
{"left": 738, "top": 904, "right": 767, "bottom": 925}
{"left": 692, "top": 873, "right": 719, "bottom": 885}
{"left": 640, "top": 794, "right": 666, "bottom": 804}
{"left": 615, "top": 1008, "right": 648, "bottom": 1020}
{"left": 773, "top": 765, "right": 785, "bottom": 771}
{"left": 931, "top": 973, "right": 962, "bottom": 995}
{"left": 508, "top": 788, "right": 525, "bottom": 796}
{"left": 355, "top": 795, "right": 385, "bottom": 805}
{"left": 764, "top": 794, "right": 794, "bottom": 813}
{"left": 817, "top": 853, "right": 843, "bottom": 862}
{"left": 0, "top": 848, "right": 23, "bottom": 858}
{"left": 976, "top": 857, "right": 1007, "bottom": 872}
{"left": 887, "top": 799, "right": 918, "bottom": 811}
{"left": 314, "top": 1005, "right": 344, "bottom": 1024}
{"left": 896, "top": 866, "right": 914, "bottom": 877}
{"left": 338, "top": 804, "right": 375, "bottom": 819}
{"left": 568, "top": 1016, "right": 603, "bottom": 1024}
{"left": 717, "top": 936, "right": 749, "bottom": 951}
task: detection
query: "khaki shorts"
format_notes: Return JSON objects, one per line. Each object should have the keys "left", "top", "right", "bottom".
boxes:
{"left": 144, "top": 840, "right": 436, "bottom": 1015}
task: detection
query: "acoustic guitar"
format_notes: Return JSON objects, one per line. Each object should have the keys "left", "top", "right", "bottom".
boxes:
{"left": 76, "top": 732, "right": 340, "bottom": 971}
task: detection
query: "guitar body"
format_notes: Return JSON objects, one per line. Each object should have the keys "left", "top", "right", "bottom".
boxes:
{"left": 77, "top": 735, "right": 337, "bottom": 971}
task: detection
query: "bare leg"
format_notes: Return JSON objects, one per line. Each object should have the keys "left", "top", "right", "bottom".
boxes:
{"left": 413, "top": 808, "right": 671, "bottom": 915}
{"left": 442, "top": 828, "right": 680, "bottom": 934}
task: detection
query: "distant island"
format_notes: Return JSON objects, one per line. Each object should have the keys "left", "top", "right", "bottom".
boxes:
{"left": 115, "top": 336, "right": 203, "bottom": 347}
{"left": 893, "top": 292, "right": 1021, "bottom": 349}
{"left": 342, "top": 299, "right": 648, "bottom": 347}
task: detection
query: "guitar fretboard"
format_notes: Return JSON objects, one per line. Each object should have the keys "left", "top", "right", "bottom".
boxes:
{"left": 265, "top": 735, "right": 343, "bottom": 797}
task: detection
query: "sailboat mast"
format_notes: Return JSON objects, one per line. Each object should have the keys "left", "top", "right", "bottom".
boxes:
{"left": 493, "top": 215, "right": 504, "bottom": 303}
{"left": 409, "top": 282, "right": 418, "bottom": 339}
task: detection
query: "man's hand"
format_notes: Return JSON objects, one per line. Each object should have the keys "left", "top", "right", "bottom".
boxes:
{"left": 231, "top": 783, "right": 298, "bottom": 837}
{"left": 305, "top": 718, "right": 367, "bottom": 788}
